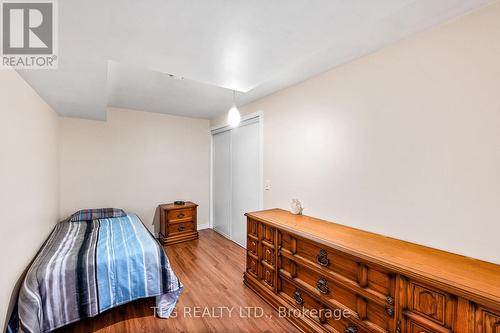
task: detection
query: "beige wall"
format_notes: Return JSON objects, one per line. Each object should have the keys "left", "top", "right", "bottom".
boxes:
{"left": 59, "top": 108, "right": 210, "bottom": 232}
{"left": 1, "top": 90, "right": 210, "bottom": 326}
{"left": 212, "top": 2, "right": 500, "bottom": 264}
{"left": 0, "top": 69, "right": 59, "bottom": 326}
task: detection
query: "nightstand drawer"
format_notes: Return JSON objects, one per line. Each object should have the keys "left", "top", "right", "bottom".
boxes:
{"left": 167, "top": 208, "right": 194, "bottom": 221}
{"left": 168, "top": 221, "right": 195, "bottom": 234}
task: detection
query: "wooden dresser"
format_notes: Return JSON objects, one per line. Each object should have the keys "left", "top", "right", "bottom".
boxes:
{"left": 159, "top": 202, "right": 199, "bottom": 245}
{"left": 243, "top": 209, "right": 500, "bottom": 333}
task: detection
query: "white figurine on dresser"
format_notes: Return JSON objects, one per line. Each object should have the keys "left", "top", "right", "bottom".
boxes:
{"left": 290, "top": 199, "right": 303, "bottom": 215}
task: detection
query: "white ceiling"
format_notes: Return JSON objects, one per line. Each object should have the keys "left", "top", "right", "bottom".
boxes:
{"left": 107, "top": 61, "right": 233, "bottom": 118}
{"left": 17, "top": 0, "right": 493, "bottom": 120}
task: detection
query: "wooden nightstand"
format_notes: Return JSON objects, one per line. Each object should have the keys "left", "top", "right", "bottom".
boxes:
{"left": 159, "top": 202, "right": 199, "bottom": 245}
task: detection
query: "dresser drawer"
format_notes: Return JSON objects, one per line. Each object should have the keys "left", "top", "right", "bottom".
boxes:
{"left": 408, "top": 320, "right": 435, "bottom": 333}
{"left": 167, "top": 221, "right": 195, "bottom": 234}
{"left": 325, "top": 315, "right": 370, "bottom": 333}
{"left": 262, "top": 265, "right": 275, "bottom": 289}
{"left": 279, "top": 277, "right": 325, "bottom": 324}
{"left": 247, "top": 237, "right": 258, "bottom": 256}
{"left": 279, "top": 278, "right": 370, "bottom": 333}
{"left": 167, "top": 208, "right": 194, "bottom": 221}
{"left": 246, "top": 255, "right": 258, "bottom": 279}
{"left": 283, "top": 262, "right": 393, "bottom": 332}
{"left": 247, "top": 218, "right": 258, "bottom": 237}
{"left": 476, "top": 307, "right": 500, "bottom": 333}
{"left": 291, "top": 235, "right": 359, "bottom": 282}
{"left": 407, "top": 282, "right": 456, "bottom": 327}
{"left": 262, "top": 243, "right": 275, "bottom": 267}
{"left": 281, "top": 232, "right": 393, "bottom": 296}
{"left": 403, "top": 316, "right": 453, "bottom": 333}
{"left": 260, "top": 223, "right": 275, "bottom": 243}
{"left": 292, "top": 263, "right": 357, "bottom": 310}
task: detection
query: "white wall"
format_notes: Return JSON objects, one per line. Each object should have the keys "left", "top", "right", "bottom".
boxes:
{"left": 211, "top": 2, "right": 500, "bottom": 264}
{"left": 0, "top": 69, "right": 59, "bottom": 326}
{"left": 59, "top": 107, "right": 210, "bottom": 232}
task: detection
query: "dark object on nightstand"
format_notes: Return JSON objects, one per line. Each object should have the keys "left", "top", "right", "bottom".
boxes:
{"left": 159, "top": 201, "right": 198, "bottom": 245}
{"left": 174, "top": 200, "right": 185, "bottom": 205}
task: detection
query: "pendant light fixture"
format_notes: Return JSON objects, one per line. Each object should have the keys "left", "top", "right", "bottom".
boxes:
{"left": 227, "top": 90, "right": 241, "bottom": 127}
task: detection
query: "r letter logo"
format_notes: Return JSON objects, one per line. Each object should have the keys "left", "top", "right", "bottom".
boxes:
{"left": 1, "top": 0, "right": 58, "bottom": 69}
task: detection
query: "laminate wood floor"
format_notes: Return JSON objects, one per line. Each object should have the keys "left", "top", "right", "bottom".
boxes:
{"left": 58, "top": 229, "right": 299, "bottom": 333}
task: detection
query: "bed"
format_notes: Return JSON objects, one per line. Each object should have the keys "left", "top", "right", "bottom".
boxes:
{"left": 7, "top": 210, "right": 182, "bottom": 333}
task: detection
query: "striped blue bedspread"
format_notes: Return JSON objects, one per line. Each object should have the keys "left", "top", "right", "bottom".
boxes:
{"left": 8, "top": 214, "right": 182, "bottom": 333}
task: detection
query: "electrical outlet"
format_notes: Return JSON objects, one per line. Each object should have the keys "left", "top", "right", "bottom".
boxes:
{"left": 264, "top": 180, "right": 271, "bottom": 191}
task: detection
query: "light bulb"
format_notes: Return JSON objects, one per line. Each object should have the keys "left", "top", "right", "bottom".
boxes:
{"left": 227, "top": 104, "right": 241, "bottom": 127}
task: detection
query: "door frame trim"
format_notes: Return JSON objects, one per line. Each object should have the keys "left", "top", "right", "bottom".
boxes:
{"left": 209, "top": 111, "right": 264, "bottom": 243}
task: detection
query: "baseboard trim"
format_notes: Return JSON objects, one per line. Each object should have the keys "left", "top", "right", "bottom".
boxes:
{"left": 197, "top": 223, "right": 210, "bottom": 230}
{"left": 212, "top": 228, "right": 230, "bottom": 239}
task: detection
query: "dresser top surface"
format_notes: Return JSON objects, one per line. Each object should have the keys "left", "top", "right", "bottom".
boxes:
{"left": 246, "top": 208, "right": 500, "bottom": 306}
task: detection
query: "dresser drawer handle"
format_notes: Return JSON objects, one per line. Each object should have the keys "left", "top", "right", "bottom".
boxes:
{"left": 316, "top": 277, "right": 330, "bottom": 294}
{"left": 345, "top": 324, "right": 358, "bottom": 333}
{"left": 386, "top": 306, "right": 394, "bottom": 317}
{"left": 178, "top": 224, "right": 185, "bottom": 231}
{"left": 316, "top": 249, "right": 330, "bottom": 267}
{"left": 293, "top": 290, "right": 304, "bottom": 305}
{"left": 177, "top": 213, "right": 185, "bottom": 218}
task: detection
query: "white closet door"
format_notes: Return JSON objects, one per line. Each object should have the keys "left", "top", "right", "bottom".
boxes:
{"left": 212, "top": 130, "right": 231, "bottom": 237}
{"left": 230, "top": 121, "right": 260, "bottom": 247}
